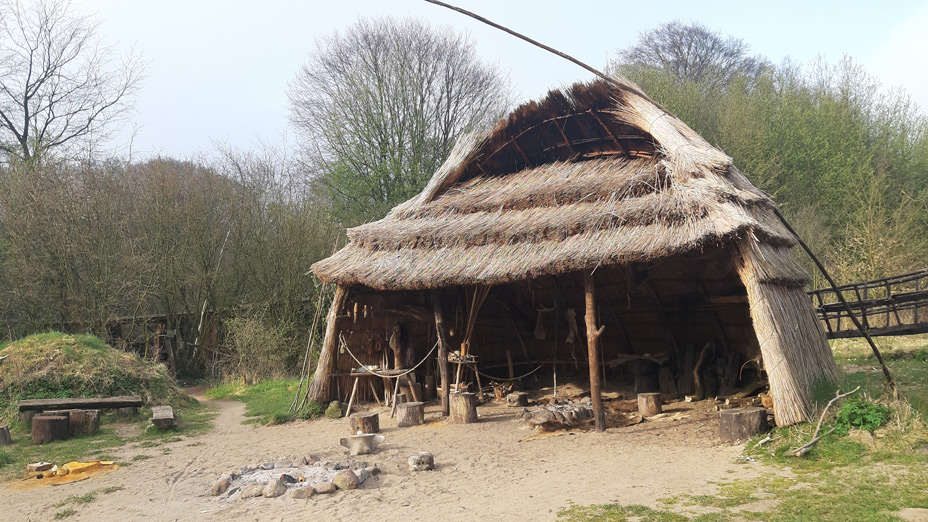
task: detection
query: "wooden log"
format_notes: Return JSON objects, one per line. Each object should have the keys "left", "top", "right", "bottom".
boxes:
{"left": 719, "top": 407, "right": 768, "bottom": 442}
{"left": 584, "top": 272, "right": 605, "bottom": 432}
{"left": 0, "top": 425, "right": 11, "bottom": 445}
{"left": 18, "top": 395, "right": 142, "bottom": 412}
{"left": 21, "top": 410, "right": 37, "bottom": 427}
{"left": 506, "top": 392, "right": 528, "bottom": 407}
{"left": 348, "top": 412, "right": 380, "bottom": 434}
{"left": 151, "top": 406, "right": 176, "bottom": 429}
{"left": 31, "top": 415, "right": 69, "bottom": 444}
{"left": 68, "top": 410, "right": 101, "bottom": 436}
{"left": 450, "top": 392, "right": 478, "bottom": 424}
{"left": 658, "top": 366, "right": 679, "bottom": 396}
{"left": 396, "top": 401, "right": 425, "bottom": 427}
{"left": 432, "top": 290, "right": 452, "bottom": 417}
{"left": 637, "top": 393, "right": 663, "bottom": 417}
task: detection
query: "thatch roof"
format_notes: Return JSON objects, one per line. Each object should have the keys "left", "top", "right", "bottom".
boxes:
{"left": 312, "top": 77, "right": 805, "bottom": 290}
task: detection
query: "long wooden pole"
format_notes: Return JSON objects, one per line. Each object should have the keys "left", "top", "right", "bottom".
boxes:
{"left": 584, "top": 272, "right": 606, "bottom": 432}
{"left": 432, "top": 289, "right": 452, "bottom": 416}
{"left": 307, "top": 285, "right": 348, "bottom": 404}
{"left": 771, "top": 208, "right": 897, "bottom": 394}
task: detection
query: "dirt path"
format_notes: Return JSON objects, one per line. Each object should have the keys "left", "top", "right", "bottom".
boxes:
{"left": 4, "top": 396, "right": 777, "bottom": 521}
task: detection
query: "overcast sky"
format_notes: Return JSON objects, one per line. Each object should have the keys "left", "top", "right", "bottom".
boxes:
{"left": 73, "top": 0, "right": 928, "bottom": 159}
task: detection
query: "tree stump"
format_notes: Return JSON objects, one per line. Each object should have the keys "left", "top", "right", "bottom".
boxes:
{"left": 349, "top": 412, "right": 380, "bottom": 434}
{"left": 0, "top": 425, "right": 11, "bottom": 446}
{"left": 21, "top": 410, "right": 37, "bottom": 427}
{"left": 506, "top": 392, "right": 528, "bottom": 407}
{"left": 396, "top": 401, "right": 425, "bottom": 427}
{"left": 151, "top": 406, "right": 177, "bottom": 429}
{"left": 450, "top": 392, "right": 478, "bottom": 424}
{"left": 719, "top": 407, "right": 768, "bottom": 442}
{"left": 31, "top": 415, "right": 69, "bottom": 444}
{"left": 68, "top": 410, "right": 101, "bottom": 436}
{"left": 394, "top": 393, "right": 407, "bottom": 405}
{"left": 637, "top": 393, "right": 663, "bottom": 417}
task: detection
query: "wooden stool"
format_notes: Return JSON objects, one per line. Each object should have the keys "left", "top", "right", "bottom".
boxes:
{"left": 637, "top": 393, "right": 662, "bottom": 417}
{"left": 32, "top": 415, "right": 69, "bottom": 444}
{"left": 396, "top": 402, "right": 425, "bottom": 427}
{"left": 69, "top": 410, "right": 101, "bottom": 436}
{"left": 719, "top": 407, "right": 767, "bottom": 441}
{"left": 349, "top": 412, "right": 380, "bottom": 434}
{"left": 451, "top": 392, "right": 478, "bottom": 424}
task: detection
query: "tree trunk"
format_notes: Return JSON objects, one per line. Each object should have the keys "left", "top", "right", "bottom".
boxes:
{"left": 0, "top": 425, "right": 11, "bottom": 445}
{"left": 450, "top": 391, "right": 478, "bottom": 424}
{"left": 658, "top": 366, "right": 679, "bottom": 396}
{"left": 584, "top": 272, "right": 605, "bottom": 432}
{"left": 396, "top": 401, "right": 425, "bottom": 427}
{"left": 349, "top": 412, "right": 380, "bottom": 434}
{"left": 432, "top": 290, "right": 451, "bottom": 416}
{"left": 308, "top": 285, "right": 348, "bottom": 403}
{"left": 68, "top": 410, "right": 101, "bottom": 436}
{"left": 637, "top": 393, "right": 663, "bottom": 417}
{"left": 719, "top": 407, "right": 768, "bottom": 442}
{"left": 31, "top": 415, "right": 69, "bottom": 444}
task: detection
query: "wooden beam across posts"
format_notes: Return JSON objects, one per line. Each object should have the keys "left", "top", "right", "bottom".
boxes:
{"left": 307, "top": 285, "right": 348, "bottom": 404}
{"left": 432, "top": 290, "right": 452, "bottom": 417}
{"left": 584, "top": 272, "right": 606, "bottom": 432}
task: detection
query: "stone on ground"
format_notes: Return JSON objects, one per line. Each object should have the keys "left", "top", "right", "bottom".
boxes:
{"left": 289, "top": 486, "right": 316, "bottom": 499}
{"left": 210, "top": 475, "right": 231, "bottom": 496}
{"left": 240, "top": 483, "right": 265, "bottom": 499}
{"left": 333, "top": 469, "right": 359, "bottom": 490}
{"left": 263, "top": 476, "right": 288, "bottom": 498}
{"left": 314, "top": 482, "right": 336, "bottom": 494}
{"left": 408, "top": 452, "right": 434, "bottom": 471}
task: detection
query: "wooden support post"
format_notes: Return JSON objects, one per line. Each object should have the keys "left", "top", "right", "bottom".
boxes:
{"left": 345, "top": 377, "right": 360, "bottom": 418}
{"left": 450, "top": 392, "right": 478, "bottom": 423}
{"left": 0, "top": 425, "right": 11, "bottom": 445}
{"left": 584, "top": 272, "right": 606, "bottom": 432}
{"left": 69, "top": 410, "right": 101, "bottom": 436}
{"left": 432, "top": 290, "right": 451, "bottom": 417}
{"left": 396, "top": 402, "right": 425, "bottom": 427}
{"left": 348, "top": 412, "right": 380, "bottom": 434}
{"left": 308, "top": 285, "right": 349, "bottom": 403}
{"left": 637, "top": 393, "right": 663, "bottom": 417}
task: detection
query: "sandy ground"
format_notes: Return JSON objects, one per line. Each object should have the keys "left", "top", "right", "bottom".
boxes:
{"left": 3, "top": 391, "right": 777, "bottom": 522}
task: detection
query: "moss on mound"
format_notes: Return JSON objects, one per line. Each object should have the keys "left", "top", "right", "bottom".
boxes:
{"left": 0, "top": 332, "right": 193, "bottom": 422}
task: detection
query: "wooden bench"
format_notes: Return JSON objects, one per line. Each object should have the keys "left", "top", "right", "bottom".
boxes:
{"left": 18, "top": 395, "right": 143, "bottom": 412}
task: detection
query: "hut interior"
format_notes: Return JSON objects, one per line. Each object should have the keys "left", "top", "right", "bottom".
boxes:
{"left": 328, "top": 243, "right": 765, "bottom": 406}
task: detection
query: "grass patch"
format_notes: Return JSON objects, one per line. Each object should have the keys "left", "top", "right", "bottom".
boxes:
{"left": 54, "top": 486, "right": 124, "bottom": 507}
{"left": 0, "top": 403, "right": 217, "bottom": 480}
{"left": 206, "top": 378, "right": 323, "bottom": 424}
{"left": 131, "top": 454, "right": 151, "bottom": 461}
{"left": 54, "top": 508, "right": 77, "bottom": 519}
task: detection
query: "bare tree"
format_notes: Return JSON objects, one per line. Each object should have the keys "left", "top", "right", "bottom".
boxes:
{"left": 288, "top": 16, "right": 513, "bottom": 224}
{"left": 615, "top": 21, "right": 768, "bottom": 90}
{"left": 0, "top": 0, "right": 143, "bottom": 162}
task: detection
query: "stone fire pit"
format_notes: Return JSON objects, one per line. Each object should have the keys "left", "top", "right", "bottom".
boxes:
{"left": 210, "top": 456, "right": 380, "bottom": 500}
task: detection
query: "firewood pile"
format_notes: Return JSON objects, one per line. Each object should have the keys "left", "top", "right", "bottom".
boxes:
{"left": 519, "top": 400, "right": 594, "bottom": 431}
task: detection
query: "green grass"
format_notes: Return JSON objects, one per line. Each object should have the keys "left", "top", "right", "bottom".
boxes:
{"left": 559, "top": 336, "right": 928, "bottom": 522}
{"left": 52, "top": 486, "right": 124, "bottom": 519}
{"left": 0, "top": 404, "right": 217, "bottom": 480}
{"left": 206, "top": 378, "right": 323, "bottom": 424}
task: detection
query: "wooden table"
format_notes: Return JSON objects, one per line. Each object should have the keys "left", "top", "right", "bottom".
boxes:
{"left": 448, "top": 354, "right": 484, "bottom": 401}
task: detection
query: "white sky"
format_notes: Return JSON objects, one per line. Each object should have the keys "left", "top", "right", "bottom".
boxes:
{"left": 72, "top": 0, "right": 928, "bottom": 159}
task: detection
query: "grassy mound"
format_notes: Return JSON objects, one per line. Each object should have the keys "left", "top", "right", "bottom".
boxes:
{"left": 0, "top": 332, "right": 193, "bottom": 422}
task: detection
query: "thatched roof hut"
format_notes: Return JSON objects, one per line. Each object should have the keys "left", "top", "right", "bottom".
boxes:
{"left": 309, "top": 77, "right": 839, "bottom": 426}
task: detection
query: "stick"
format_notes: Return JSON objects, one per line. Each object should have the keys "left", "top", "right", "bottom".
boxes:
{"left": 789, "top": 386, "right": 860, "bottom": 457}
{"left": 345, "top": 377, "right": 359, "bottom": 418}
{"left": 390, "top": 376, "right": 402, "bottom": 418}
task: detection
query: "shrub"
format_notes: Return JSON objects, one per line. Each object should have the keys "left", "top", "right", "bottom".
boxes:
{"left": 834, "top": 398, "right": 892, "bottom": 435}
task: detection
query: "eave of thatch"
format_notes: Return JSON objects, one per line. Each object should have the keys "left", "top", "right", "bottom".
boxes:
{"left": 312, "top": 77, "right": 806, "bottom": 290}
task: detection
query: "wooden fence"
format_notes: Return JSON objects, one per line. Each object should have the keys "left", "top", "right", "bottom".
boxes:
{"left": 809, "top": 269, "right": 928, "bottom": 339}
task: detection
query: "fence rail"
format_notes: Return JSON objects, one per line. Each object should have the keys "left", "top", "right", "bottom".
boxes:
{"left": 809, "top": 268, "right": 928, "bottom": 339}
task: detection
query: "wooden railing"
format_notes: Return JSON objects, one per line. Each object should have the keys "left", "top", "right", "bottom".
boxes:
{"left": 809, "top": 269, "right": 928, "bottom": 339}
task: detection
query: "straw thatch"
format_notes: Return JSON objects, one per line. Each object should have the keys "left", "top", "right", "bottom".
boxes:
{"left": 308, "top": 77, "right": 839, "bottom": 425}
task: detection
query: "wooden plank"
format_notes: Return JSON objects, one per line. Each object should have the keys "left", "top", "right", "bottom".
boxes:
{"left": 19, "top": 395, "right": 142, "bottom": 412}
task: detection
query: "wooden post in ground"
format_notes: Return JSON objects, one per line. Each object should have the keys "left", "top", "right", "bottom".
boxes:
{"left": 432, "top": 290, "right": 451, "bottom": 417}
{"left": 584, "top": 272, "right": 605, "bottom": 432}
{"left": 0, "top": 425, "right": 11, "bottom": 445}
{"left": 308, "top": 285, "right": 348, "bottom": 404}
